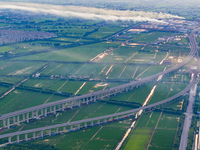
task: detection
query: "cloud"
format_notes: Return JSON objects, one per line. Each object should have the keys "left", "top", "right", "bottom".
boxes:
{"left": 0, "top": 2, "right": 184, "bottom": 22}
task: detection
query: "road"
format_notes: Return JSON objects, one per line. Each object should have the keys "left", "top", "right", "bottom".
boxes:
{"left": 179, "top": 74, "right": 198, "bottom": 150}
{"left": 0, "top": 27, "right": 199, "bottom": 122}
{"left": 0, "top": 27, "right": 199, "bottom": 145}
{"left": 0, "top": 74, "right": 197, "bottom": 139}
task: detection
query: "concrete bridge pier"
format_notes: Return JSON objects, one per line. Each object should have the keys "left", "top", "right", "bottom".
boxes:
{"left": 17, "top": 115, "right": 19, "bottom": 126}
{"left": 53, "top": 106, "right": 56, "bottom": 114}
{"left": 8, "top": 136, "right": 11, "bottom": 144}
{"left": 84, "top": 122, "right": 87, "bottom": 128}
{"left": 17, "top": 135, "right": 19, "bottom": 143}
{"left": 3, "top": 119, "right": 6, "bottom": 128}
{"left": 33, "top": 132, "right": 35, "bottom": 139}
{"left": 13, "top": 116, "right": 15, "bottom": 125}
{"left": 62, "top": 103, "right": 65, "bottom": 111}
{"left": 45, "top": 108, "right": 47, "bottom": 117}
{"left": 23, "top": 113, "right": 25, "bottom": 122}
{"left": 7, "top": 118, "right": 10, "bottom": 129}
{"left": 25, "top": 133, "right": 28, "bottom": 141}
{"left": 48, "top": 129, "right": 51, "bottom": 136}
{"left": 26, "top": 113, "right": 29, "bottom": 123}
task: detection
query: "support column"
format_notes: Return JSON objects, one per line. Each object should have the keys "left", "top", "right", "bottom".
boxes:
{"left": 53, "top": 105, "right": 56, "bottom": 114}
{"left": 7, "top": 118, "right": 10, "bottom": 129}
{"left": 70, "top": 125, "right": 73, "bottom": 130}
{"left": 126, "top": 88, "right": 128, "bottom": 92}
{"left": 114, "top": 90, "right": 116, "bottom": 96}
{"left": 32, "top": 111, "right": 34, "bottom": 118}
{"left": 36, "top": 110, "right": 39, "bottom": 119}
{"left": 58, "top": 104, "right": 61, "bottom": 111}
{"left": 25, "top": 133, "right": 28, "bottom": 141}
{"left": 33, "top": 132, "right": 35, "bottom": 139}
{"left": 91, "top": 121, "right": 93, "bottom": 126}
{"left": 77, "top": 124, "right": 80, "bottom": 129}
{"left": 104, "top": 118, "right": 107, "bottom": 123}
{"left": 17, "top": 115, "right": 19, "bottom": 126}
{"left": 23, "top": 113, "right": 25, "bottom": 122}
{"left": 71, "top": 101, "right": 73, "bottom": 109}
{"left": 83, "top": 98, "right": 85, "bottom": 104}
{"left": 50, "top": 106, "right": 52, "bottom": 113}
{"left": 101, "top": 94, "right": 103, "bottom": 99}
{"left": 62, "top": 103, "right": 65, "bottom": 111}
{"left": 3, "top": 119, "right": 6, "bottom": 128}
{"left": 41, "top": 108, "right": 43, "bottom": 116}
{"left": 56, "top": 127, "right": 58, "bottom": 134}
{"left": 94, "top": 96, "right": 96, "bottom": 102}
{"left": 41, "top": 130, "right": 43, "bottom": 138}
{"left": 84, "top": 122, "right": 87, "bottom": 128}
{"left": 45, "top": 108, "right": 47, "bottom": 117}
{"left": 8, "top": 136, "right": 11, "bottom": 144}
{"left": 97, "top": 119, "right": 100, "bottom": 124}
{"left": 13, "top": 116, "right": 16, "bottom": 125}
{"left": 63, "top": 126, "right": 66, "bottom": 132}
{"left": 48, "top": 129, "right": 51, "bottom": 136}
{"left": 78, "top": 100, "right": 81, "bottom": 107}
{"left": 86, "top": 97, "right": 89, "bottom": 105}
{"left": 17, "top": 135, "right": 19, "bottom": 143}
{"left": 26, "top": 113, "right": 29, "bottom": 123}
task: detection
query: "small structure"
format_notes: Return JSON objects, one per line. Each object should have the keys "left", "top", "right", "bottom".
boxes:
{"left": 163, "top": 60, "right": 171, "bottom": 65}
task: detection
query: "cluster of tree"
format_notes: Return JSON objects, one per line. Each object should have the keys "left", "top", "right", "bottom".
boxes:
{"left": 0, "top": 143, "right": 60, "bottom": 150}
{"left": 187, "top": 116, "right": 198, "bottom": 150}
{"left": 17, "top": 85, "right": 73, "bottom": 97}
{"left": 0, "top": 82, "right": 14, "bottom": 87}
{"left": 83, "top": 28, "right": 99, "bottom": 37}
{"left": 97, "top": 99, "right": 142, "bottom": 108}
{"left": 173, "top": 114, "right": 185, "bottom": 149}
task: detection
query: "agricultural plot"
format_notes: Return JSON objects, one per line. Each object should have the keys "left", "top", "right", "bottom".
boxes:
{"left": 40, "top": 63, "right": 82, "bottom": 76}
{"left": 0, "top": 89, "right": 41, "bottom": 114}
{"left": 29, "top": 125, "right": 125, "bottom": 150}
{"left": 130, "top": 31, "right": 175, "bottom": 43}
{"left": 124, "top": 111, "right": 179, "bottom": 150}
{"left": 12, "top": 42, "right": 120, "bottom": 62}
{"left": 149, "top": 83, "right": 171, "bottom": 105}
{"left": 139, "top": 66, "right": 165, "bottom": 78}
{"left": 110, "top": 83, "right": 155, "bottom": 104}
{"left": 127, "top": 51, "right": 167, "bottom": 64}
{"left": 0, "top": 62, "right": 45, "bottom": 76}
{"left": 123, "top": 128, "right": 152, "bottom": 150}
{"left": 100, "top": 46, "right": 141, "bottom": 63}
{"left": 0, "top": 76, "right": 24, "bottom": 84}
{"left": 148, "top": 129, "right": 177, "bottom": 150}
{"left": 74, "top": 64, "right": 106, "bottom": 78}
{"left": 0, "top": 86, "right": 10, "bottom": 95}
{"left": 22, "top": 79, "right": 58, "bottom": 89}
{"left": 87, "top": 26, "right": 123, "bottom": 39}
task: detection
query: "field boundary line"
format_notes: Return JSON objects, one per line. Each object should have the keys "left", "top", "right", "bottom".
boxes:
{"left": 132, "top": 66, "right": 138, "bottom": 79}
{"left": 118, "top": 66, "right": 127, "bottom": 78}
{"left": 57, "top": 80, "right": 68, "bottom": 91}
{"left": 74, "top": 82, "right": 86, "bottom": 95}
{"left": 135, "top": 66, "right": 151, "bottom": 79}
{"left": 99, "top": 65, "right": 107, "bottom": 75}
{"left": 81, "top": 126, "right": 103, "bottom": 150}
{"left": 146, "top": 111, "right": 163, "bottom": 150}
{"left": 124, "top": 52, "right": 138, "bottom": 63}
{"left": 67, "top": 107, "right": 83, "bottom": 123}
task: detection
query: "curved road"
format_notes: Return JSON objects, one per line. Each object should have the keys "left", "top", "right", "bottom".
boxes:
{"left": 0, "top": 27, "right": 199, "bottom": 121}
{"left": 0, "top": 74, "right": 198, "bottom": 139}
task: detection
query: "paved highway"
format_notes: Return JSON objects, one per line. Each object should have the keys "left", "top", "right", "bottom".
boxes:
{"left": 179, "top": 75, "right": 198, "bottom": 150}
{"left": 0, "top": 27, "right": 199, "bottom": 122}
{"left": 0, "top": 27, "right": 199, "bottom": 145}
{"left": 0, "top": 74, "right": 198, "bottom": 139}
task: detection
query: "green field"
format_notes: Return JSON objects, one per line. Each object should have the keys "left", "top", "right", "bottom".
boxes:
{"left": 13, "top": 42, "right": 120, "bottom": 62}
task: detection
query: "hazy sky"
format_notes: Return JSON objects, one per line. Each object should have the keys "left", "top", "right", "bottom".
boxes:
{"left": 0, "top": 2, "right": 184, "bottom": 22}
